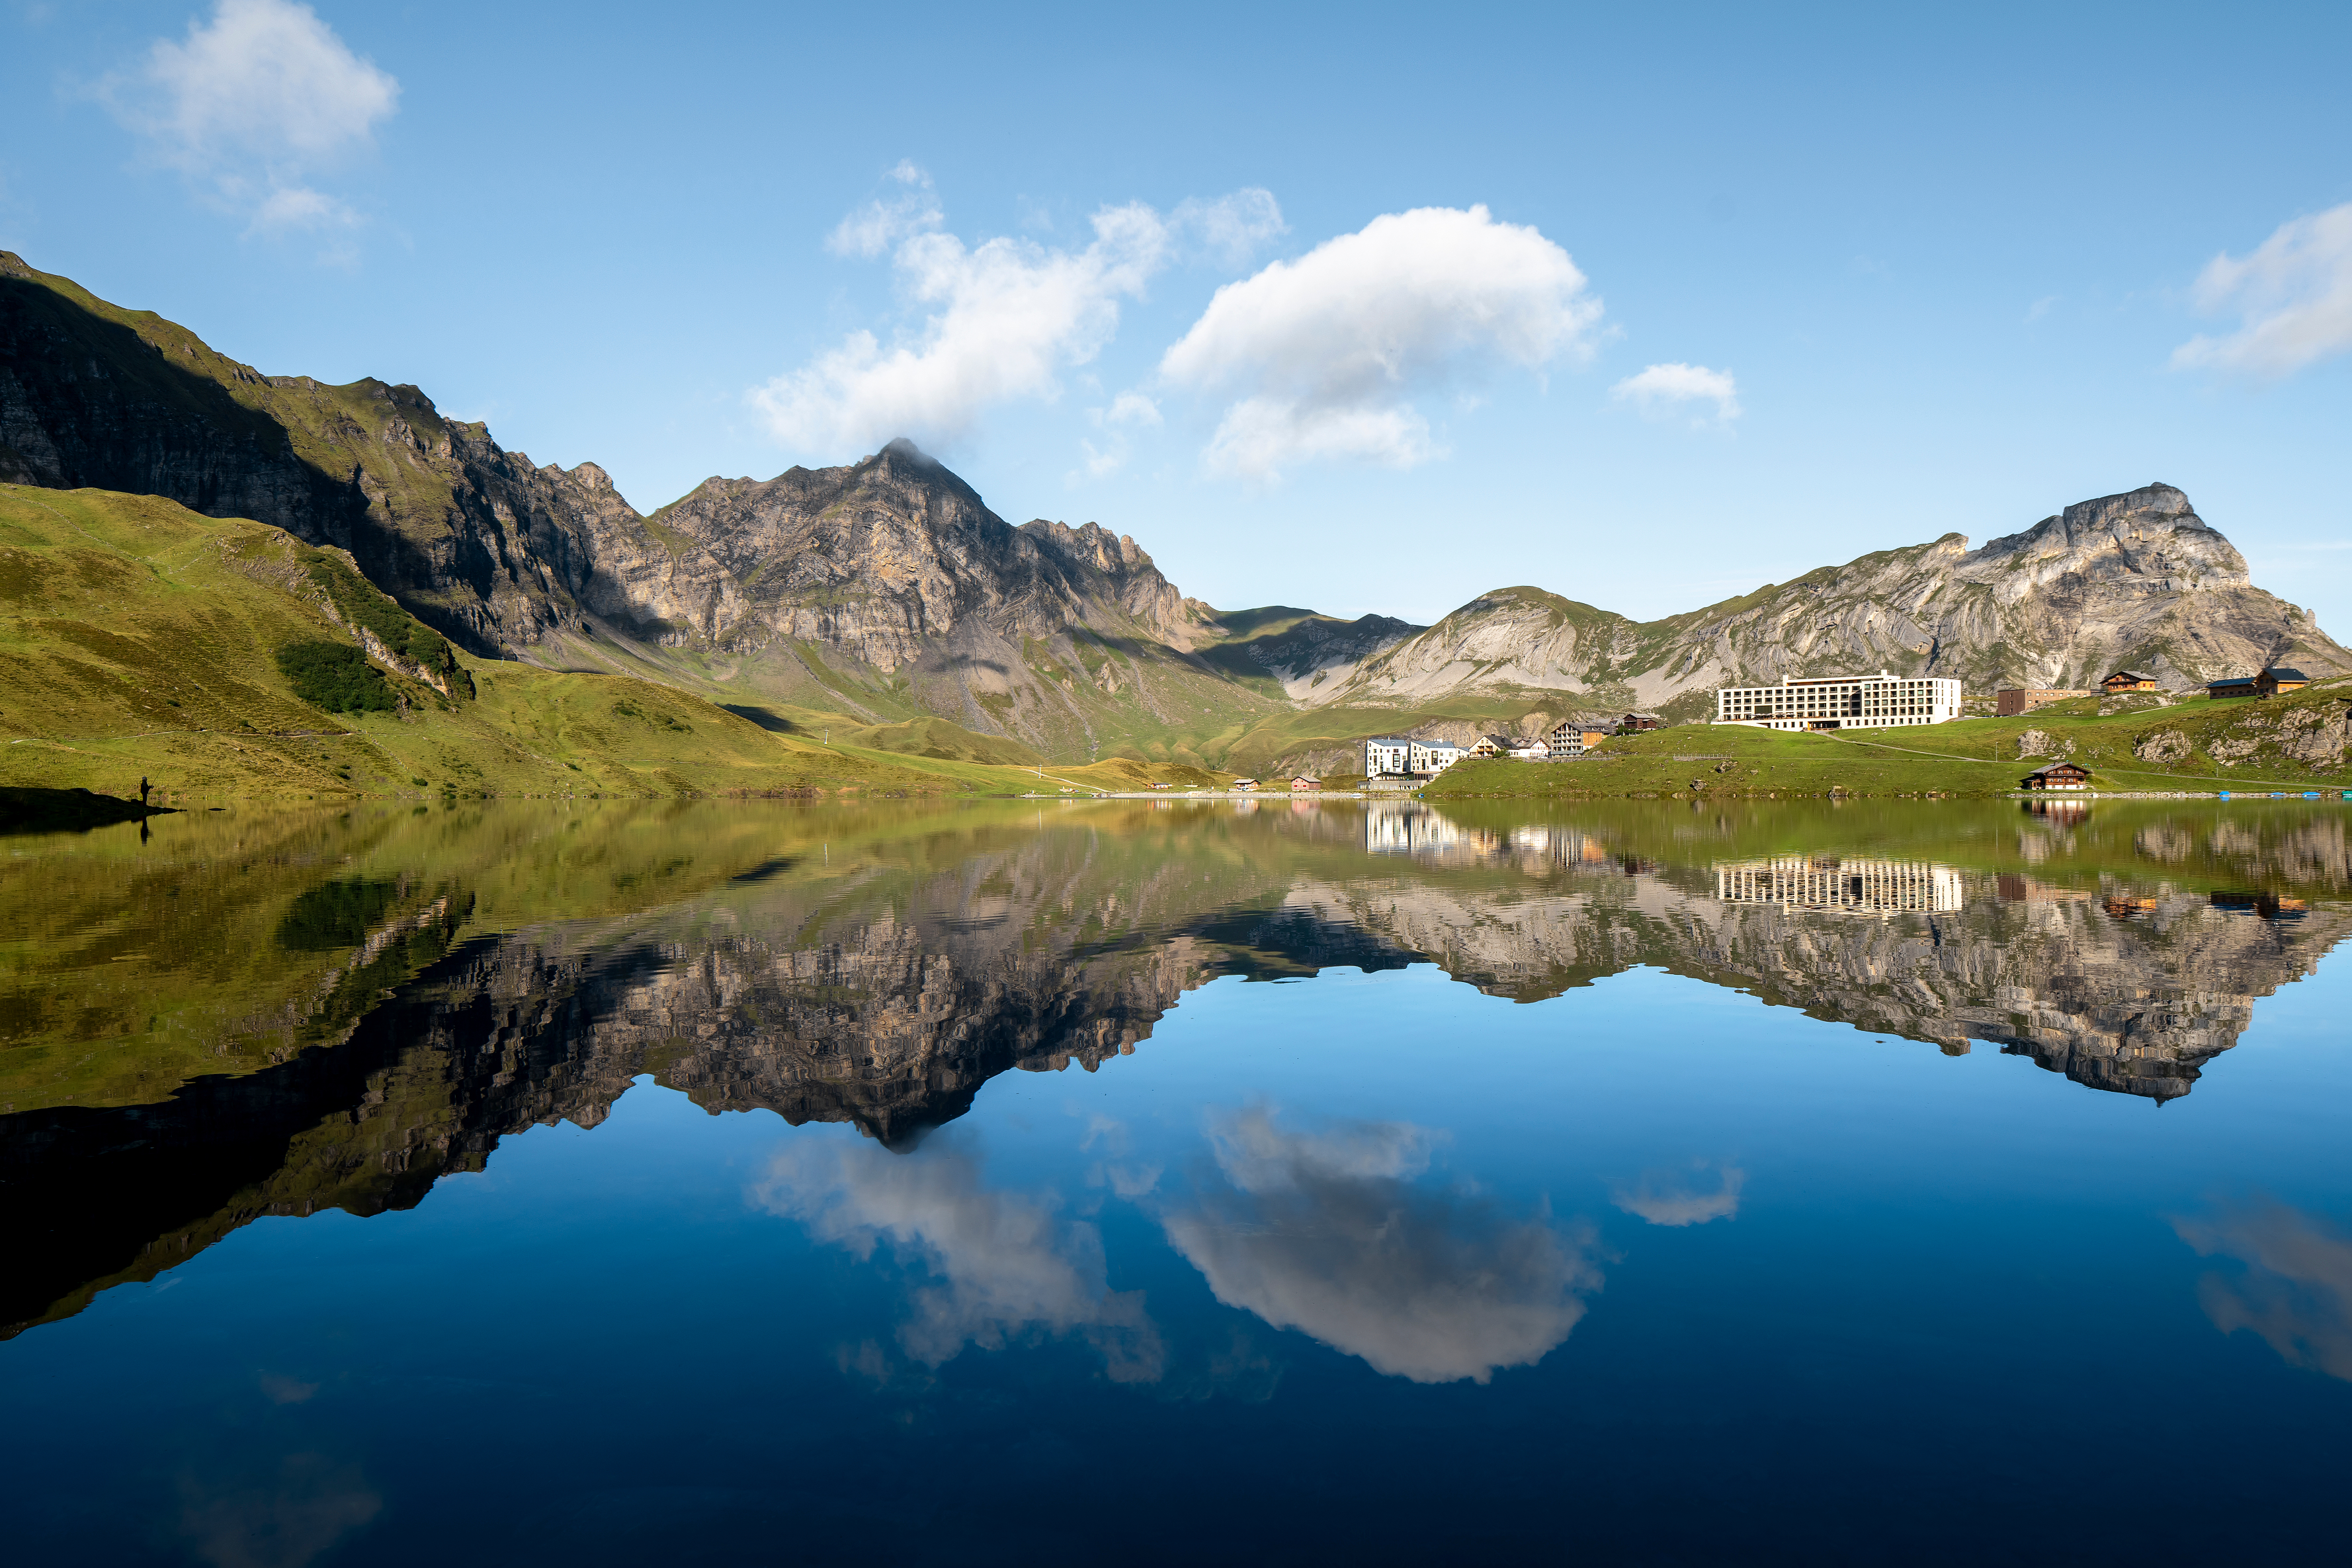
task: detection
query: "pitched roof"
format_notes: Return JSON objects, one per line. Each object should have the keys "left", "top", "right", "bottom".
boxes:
{"left": 2103, "top": 670, "right": 2154, "bottom": 682}
{"left": 2264, "top": 667, "right": 2310, "bottom": 681}
{"left": 2208, "top": 676, "right": 2257, "bottom": 688}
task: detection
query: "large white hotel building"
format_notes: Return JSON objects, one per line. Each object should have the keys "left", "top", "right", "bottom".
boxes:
{"left": 1716, "top": 670, "right": 1962, "bottom": 731}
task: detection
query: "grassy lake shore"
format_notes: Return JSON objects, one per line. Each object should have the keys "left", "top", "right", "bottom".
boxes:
{"left": 1425, "top": 684, "right": 2352, "bottom": 799}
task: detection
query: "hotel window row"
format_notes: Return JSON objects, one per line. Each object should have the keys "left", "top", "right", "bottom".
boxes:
{"left": 1715, "top": 671, "right": 1962, "bottom": 731}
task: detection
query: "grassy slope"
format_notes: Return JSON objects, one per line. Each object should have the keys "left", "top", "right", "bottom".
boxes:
{"left": 3, "top": 254, "right": 514, "bottom": 629}
{"left": 1426, "top": 686, "right": 2352, "bottom": 798}
{"left": 0, "top": 486, "right": 1226, "bottom": 802}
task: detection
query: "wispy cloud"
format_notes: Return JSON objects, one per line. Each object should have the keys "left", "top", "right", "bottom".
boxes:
{"left": 1158, "top": 204, "right": 1604, "bottom": 481}
{"left": 2173, "top": 202, "right": 2352, "bottom": 376}
{"left": 827, "top": 159, "right": 943, "bottom": 259}
{"left": 97, "top": 0, "right": 398, "bottom": 246}
{"left": 1069, "top": 390, "right": 1163, "bottom": 483}
{"left": 1611, "top": 362, "right": 1741, "bottom": 426}
{"left": 756, "top": 182, "right": 1281, "bottom": 460}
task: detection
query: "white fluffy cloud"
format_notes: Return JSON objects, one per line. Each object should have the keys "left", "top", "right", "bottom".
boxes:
{"left": 1157, "top": 204, "right": 1603, "bottom": 479}
{"left": 1161, "top": 1108, "right": 1603, "bottom": 1383}
{"left": 1611, "top": 362, "right": 1741, "bottom": 424}
{"left": 761, "top": 185, "right": 1284, "bottom": 460}
{"left": 103, "top": 0, "right": 398, "bottom": 236}
{"left": 2173, "top": 202, "right": 2352, "bottom": 376}
{"left": 753, "top": 1135, "right": 1164, "bottom": 1382}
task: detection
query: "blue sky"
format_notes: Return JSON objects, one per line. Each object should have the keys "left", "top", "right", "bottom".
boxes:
{"left": 5, "top": 1, "right": 2349, "bottom": 635}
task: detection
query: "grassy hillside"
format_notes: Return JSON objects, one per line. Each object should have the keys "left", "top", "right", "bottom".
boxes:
{"left": 1426, "top": 686, "right": 2352, "bottom": 798}
{"left": 0, "top": 485, "right": 1212, "bottom": 802}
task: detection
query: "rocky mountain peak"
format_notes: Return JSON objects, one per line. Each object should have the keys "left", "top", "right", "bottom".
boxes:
{"left": 1963, "top": 483, "right": 2248, "bottom": 591}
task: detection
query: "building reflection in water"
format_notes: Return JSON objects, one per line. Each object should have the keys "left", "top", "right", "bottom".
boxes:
{"left": 1363, "top": 804, "right": 1618, "bottom": 872}
{"left": 1714, "top": 856, "right": 1964, "bottom": 916}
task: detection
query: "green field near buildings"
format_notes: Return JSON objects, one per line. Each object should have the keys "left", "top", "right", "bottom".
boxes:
{"left": 1425, "top": 684, "right": 2352, "bottom": 799}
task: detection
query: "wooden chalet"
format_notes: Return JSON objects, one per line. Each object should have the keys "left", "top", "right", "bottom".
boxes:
{"left": 2100, "top": 670, "right": 2158, "bottom": 694}
{"left": 2020, "top": 761, "right": 2092, "bottom": 792}
{"left": 1288, "top": 775, "right": 1322, "bottom": 790}
{"left": 1618, "top": 712, "right": 1664, "bottom": 733}
{"left": 1230, "top": 778, "right": 1258, "bottom": 792}
{"left": 2208, "top": 668, "right": 2308, "bottom": 700}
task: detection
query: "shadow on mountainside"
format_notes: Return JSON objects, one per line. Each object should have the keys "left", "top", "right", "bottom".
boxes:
{"left": 1, "top": 266, "right": 489, "bottom": 656}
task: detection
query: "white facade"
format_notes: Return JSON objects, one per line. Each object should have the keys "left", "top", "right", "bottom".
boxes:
{"left": 1714, "top": 856, "right": 1964, "bottom": 916}
{"left": 1408, "top": 739, "right": 1465, "bottom": 774}
{"left": 1364, "top": 737, "right": 1411, "bottom": 776}
{"left": 1716, "top": 671, "right": 1962, "bottom": 731}
{"left": 1507, "top": 740, "right": 1550, "bottom": 760}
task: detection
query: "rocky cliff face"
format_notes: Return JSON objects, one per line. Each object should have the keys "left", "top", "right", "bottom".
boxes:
{"left": 548, "top": 440, "right": 1299, "bottom": 757}
{"left": 1316, "top": 485, "right": 2351, "bottom": 721}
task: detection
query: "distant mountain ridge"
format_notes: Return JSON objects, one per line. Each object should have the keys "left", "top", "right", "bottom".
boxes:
{"left": 1317, "top": 481, "right": 2349, "bottom": 724}
{"left": 4, "top": 250, "right": 2344, "bottom": 766}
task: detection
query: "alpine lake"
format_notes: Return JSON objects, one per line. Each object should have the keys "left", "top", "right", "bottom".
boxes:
{"left": 4, "top": 792, "right": 2349, "bottom": 1567}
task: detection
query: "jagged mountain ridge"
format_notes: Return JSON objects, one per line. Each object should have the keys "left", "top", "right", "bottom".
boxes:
{"left": 1320, "top": 484, "right": 2351, "bottom": 722}
{"left": 7, "top": 251, "right": 2345, "bottom": 764}
{"left": 575, "top": 440, "right": 1309, "bottom": 758}
{"left": 0, "top": 255, "right": 1341, "bottom": 762}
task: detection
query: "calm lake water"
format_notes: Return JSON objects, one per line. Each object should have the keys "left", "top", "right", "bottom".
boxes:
{"left": 5, "top": 796, "right": 2350, "bottom": 1565}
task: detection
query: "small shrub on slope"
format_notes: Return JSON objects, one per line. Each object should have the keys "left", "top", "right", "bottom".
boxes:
{"left": 276, "top": 641, "right": 395, "bottom": 714}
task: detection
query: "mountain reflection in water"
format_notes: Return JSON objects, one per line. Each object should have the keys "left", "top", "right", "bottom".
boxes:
{"left": 3, "top": 794, "right": 2349, "bottom": 1346}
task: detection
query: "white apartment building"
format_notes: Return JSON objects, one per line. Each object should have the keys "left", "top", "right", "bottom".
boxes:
{"left": 1716, "top": 671, "right": 1962, "bottom": 731}
{"left": 1408, "top": 739, "right": 1466, "bottom": 774}
{"left": 1365, "top": 737, "right": 1411, "bottom": 776}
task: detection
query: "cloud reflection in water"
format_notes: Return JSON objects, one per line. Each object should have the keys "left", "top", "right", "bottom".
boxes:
{"left": 1162, "top": 1108, "right": 1602, "bottom": 1384}
{"left": 753, "top": 1135, "right": 1164, "bottom": 1382}
{"left": 2174, "top": 1198, "right": 2352, "bottom": 1380}
{"left": 1612, "top": 1161, "right": 1746, "bottom": 1227}
{"left": 178, "top": 1453, "right": 382, "bottom": 1568}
